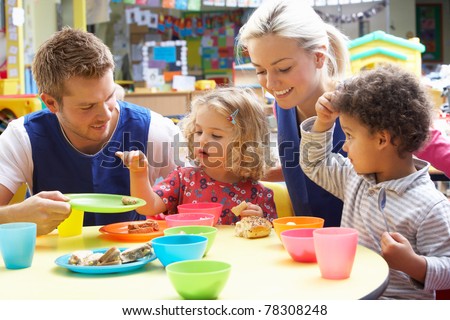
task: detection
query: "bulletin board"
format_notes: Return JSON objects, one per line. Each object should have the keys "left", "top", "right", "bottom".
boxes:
{"left": 141, "top": 40, "right": 188, "bottom": 88}
{"left": 416, "top": 4, "right": 443, "bottom": 62}
{"left": 200, "top": 20, "right": 237, "bottom": 84}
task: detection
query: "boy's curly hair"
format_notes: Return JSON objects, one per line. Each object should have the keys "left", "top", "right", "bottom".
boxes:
{"left": 180, "top": 87, "right": 271, "bottom": 181}
{"left": 333, "top": 64, "right": 432, "bottom": 156}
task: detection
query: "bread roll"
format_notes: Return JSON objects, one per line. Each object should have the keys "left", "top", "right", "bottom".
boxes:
{"left": 235, "top": 216, "right": 272, "bottom": 239}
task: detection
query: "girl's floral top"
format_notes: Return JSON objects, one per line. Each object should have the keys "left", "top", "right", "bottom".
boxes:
{"left": 153, "top": 166, "right": 277, "bottom": 225}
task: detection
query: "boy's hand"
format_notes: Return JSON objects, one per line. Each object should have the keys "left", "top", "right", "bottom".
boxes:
{"left": 115, "top": 150, "right": 148, "bottom": 173}
{"left": 312, "top": 91, "right": 339, "bottom": 132}
{"left": 380, "top": 231, "right": 426, "bottom": 283}
{"left": 239, "top": 203, "right": 264, "bottom": 218}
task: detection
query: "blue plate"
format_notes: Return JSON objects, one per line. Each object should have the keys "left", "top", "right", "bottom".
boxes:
{"left": 55, "top": 247, "right": 156, "bottom": 274}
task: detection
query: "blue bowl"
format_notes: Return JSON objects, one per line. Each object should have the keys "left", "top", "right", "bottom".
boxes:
{"left": 151, "top": 234, "right": 208, "bottom": 267}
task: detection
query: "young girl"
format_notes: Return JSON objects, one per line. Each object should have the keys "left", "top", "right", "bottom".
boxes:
{"left": 117, "top": 87, "right": 277, "bottom": 225}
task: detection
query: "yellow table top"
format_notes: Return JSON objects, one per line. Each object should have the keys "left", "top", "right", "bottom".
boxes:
{"left": 0, "top": 226, "right": 389, "bottom": 300}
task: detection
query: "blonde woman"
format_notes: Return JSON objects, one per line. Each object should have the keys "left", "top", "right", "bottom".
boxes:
{"left": 236, "top": 0, "right": 350, "bottom": 226}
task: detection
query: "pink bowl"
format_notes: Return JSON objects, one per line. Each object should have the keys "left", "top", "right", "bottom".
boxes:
{"left": 165, "top": 213, "right": 215, "bottom": 228}
{"left": 177, "top": 202, "right": 223, "bottom": 225}
{"left": 280, "top": 228, "right": 317, "bottom": 263}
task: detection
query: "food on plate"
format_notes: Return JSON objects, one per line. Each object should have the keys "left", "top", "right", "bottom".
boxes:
{"left": 68, "top": 251, "right": 104, "bottom": 266}
{"left": 231, "top": 201, "right": 248, "bottom": 216}
{"left": 235, "top": 216, "right": 272, "bottom": 239}
{"left": 67, "top": 243, "right": 153, "bottom": 266}
{"left": 82, "top": 253, "right": 104, "bottom": 266}
{"left": 120, "top": 242, "right": 153, "bottom": 263}
{"left": 68, "top": 250, "right": 94, "bottom": 265}
{"left": 98, "top": 246, "right": 122, "bottom": 266}
{"left": 128, "top": 219, "right": 160, "bottom": 234}
{"left": 122, "top": 196, "right": 138, "bottom": 205}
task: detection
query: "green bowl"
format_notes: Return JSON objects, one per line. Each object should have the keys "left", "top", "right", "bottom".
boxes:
{"left": 166, "top": 260, "right": 231, "bottom": 300}
{"left": 164, "top": 226, "right": 218, "bottom": 256}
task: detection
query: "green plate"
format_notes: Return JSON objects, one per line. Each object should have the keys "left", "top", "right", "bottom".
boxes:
{"left": 66, "top": 194, "right": 146, "bottom": 213}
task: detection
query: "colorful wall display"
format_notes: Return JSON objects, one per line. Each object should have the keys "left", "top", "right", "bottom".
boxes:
{"left": 141, "top": 40, "right": 188, "bottom": 88}
{"left": 416, "top": 4, "right": 443, "bottom": 63}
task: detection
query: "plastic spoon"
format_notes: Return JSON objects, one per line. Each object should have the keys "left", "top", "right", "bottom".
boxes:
{"left": 378, "top": 187, "right": 390, "bottom": 232}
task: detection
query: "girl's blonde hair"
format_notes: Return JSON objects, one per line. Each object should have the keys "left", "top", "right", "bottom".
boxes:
{"left": 180, "top": 87, "right": 272, "bottom": 181}
{"left": 236, "top": 0, "right": 349, "bottom": 83}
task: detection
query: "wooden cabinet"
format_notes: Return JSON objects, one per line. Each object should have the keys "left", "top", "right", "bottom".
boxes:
{"left": 124, "top": 91, "right": 191, "bottom": 116}
{"left": 124, "top": 87, "right": 266, "bottom": 117}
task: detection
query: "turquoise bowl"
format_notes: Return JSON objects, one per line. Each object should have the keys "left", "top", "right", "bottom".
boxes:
{"left": 151, "top": 234, "right": 207, "bottom": 267}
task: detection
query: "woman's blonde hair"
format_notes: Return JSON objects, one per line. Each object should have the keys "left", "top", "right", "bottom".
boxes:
{"left": 32, "top": 26, "right": 114, "bottom": 103}
{"left": 180, "top": 87, "right": 272, "bottom": 181}
{"left": 236, "top": 0, "right": 349, "bottom": 83}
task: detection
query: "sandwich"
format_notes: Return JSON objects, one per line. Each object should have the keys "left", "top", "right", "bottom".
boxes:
{"left": 128, "top": 219, "right": 160, "bottom": 234}
{"left": 98, "top": 246, "right": 122, "bottom": 266}
{"left": 120, "top": 242, "right": 153, "bottom": 263}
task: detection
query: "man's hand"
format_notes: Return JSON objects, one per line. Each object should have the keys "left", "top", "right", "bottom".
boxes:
{"left": 11, "top": 191, "right": 71, "bottom": 236}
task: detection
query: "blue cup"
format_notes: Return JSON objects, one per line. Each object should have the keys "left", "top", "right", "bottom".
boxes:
{"left": 151, "top": 234, "right": 207, "bottom": 267}
{"left": 0, "top": 222, "right": 37, "bottom": 269}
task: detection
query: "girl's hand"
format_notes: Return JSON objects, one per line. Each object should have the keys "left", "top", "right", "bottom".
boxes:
{"left": 312, "top": 91, "right": 339, "bottom": 132}
{"left": 239, "top": 203, "right": 263, "bottom": 218}
{"left": 115, "top": 150, "right": 148, "bottom": 173}
{"left": 380, "top": 231, "right": 426, "bottom": 283}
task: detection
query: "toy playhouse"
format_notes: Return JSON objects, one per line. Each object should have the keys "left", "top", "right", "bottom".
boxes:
{"left": 0, "top": 94, "right": 42, "bottom": 135}
{"left": 348, "top": 30, "right": 425, "bottom": 77}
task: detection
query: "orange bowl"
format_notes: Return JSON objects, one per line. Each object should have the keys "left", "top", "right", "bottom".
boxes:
{"left": 273, "top": 216, "right": 324, "bottom": 240}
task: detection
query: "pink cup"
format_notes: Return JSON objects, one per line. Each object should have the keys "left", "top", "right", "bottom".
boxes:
{"left": 177, "top": 202, "right": 223, "bottom": 225}
{"left": 313, "top": 227, "right": 359, "bottom": 280}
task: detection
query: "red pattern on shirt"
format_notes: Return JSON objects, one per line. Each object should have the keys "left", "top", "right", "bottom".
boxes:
{"left": 153, "top": 166, "right": 277, "bottom": 225}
